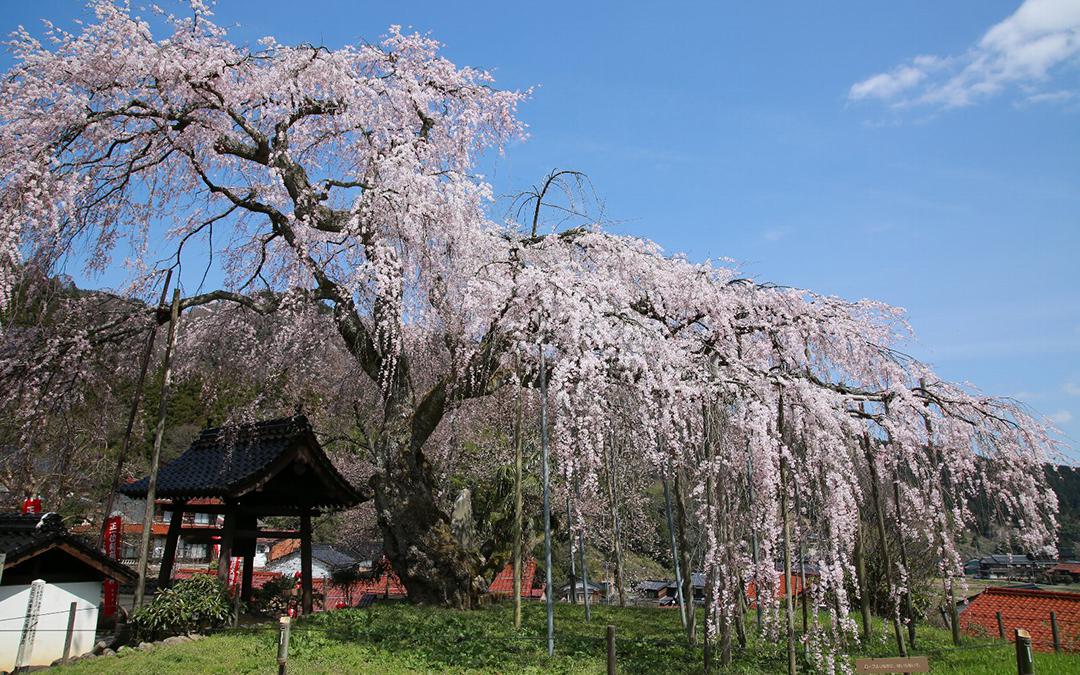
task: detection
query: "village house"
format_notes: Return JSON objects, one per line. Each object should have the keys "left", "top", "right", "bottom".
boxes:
{"left": 0, "top": 513, "right": 136, "bottom": 670}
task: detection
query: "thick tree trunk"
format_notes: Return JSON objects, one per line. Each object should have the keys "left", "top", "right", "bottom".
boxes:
{"left": 372, "top": 434, "right": 485, "bottom": 608}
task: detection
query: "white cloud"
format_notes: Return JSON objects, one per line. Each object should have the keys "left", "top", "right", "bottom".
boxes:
{"left": 849, "top": 0, "right": 1080, "bottom": 109}
{"left": 1048, "top": 409, "right": 1074, "bottom": 424}
{"left": 1010, "top": 390, "right": 1043, "bottom": 400}
{"left": 1065, "top": 381, "right": 1080, "bottom": 396}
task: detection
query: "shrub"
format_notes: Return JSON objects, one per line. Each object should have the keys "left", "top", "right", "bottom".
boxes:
{"left": 250, "top": 573, "right": 297, "bottom": 616}
{"left": 132, "top": 574, "right": 234, "bottom": 640}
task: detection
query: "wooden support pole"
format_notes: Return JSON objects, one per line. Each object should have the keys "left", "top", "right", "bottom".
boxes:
{"left": 862, "top": 426, "right": 907, "bottom": 657}
{"left": 99, "top": 269, "right": 172, "bottom": 549}
{"left": 997, "top": 611, "right": 1005, "bottom": 640}
{"left": 133, "top": 287, "right": 182, "bottom": 611}
{"left": 673, "top": 470, "right": 697, "bottom": 646}
{"left": 606, "top": 431, "right": 626, "bottom": 607}
{"left": 1050, "top": 611, "right": 1061, "bottom": 654}
{"left": 576, "top": 472, "right": 592, "bottom": 623}
{"left": 539, "top": 350, "right": 555, "bottom": 658}
{"left": 1015, "top": 628, "right": 1033, "bottom": 675}
{"left": 62, "top": 601, "right": 77, "bottom": 662}
{"left": 567, "top": 490, "right": 577, "bottom": 605}
{"left": 277, "top": 616, "right": 291, "bottom": 675}
{"left": 662, "top": 471, "right": 687, "bottom": 629}
{"left": 300, "top": 511, "right": 313, "bottom": 614}
{"left": 511, "top": 379, "right": 524, "bottom": 629}
{"left": 779, "top": 454, "right": 797, "bottom": 675}
{"left": 157, "top": 500, "right": 186, "bottom": 590}
{"left": 892, "top": 472, "right": 917, "bottom": 649}
{"left": 217, "top": 508, "right": 237, "bottom": 581}
{"left": 778, "top": 391, "right": 797, "bottom": 675}
{"left": 606, "top": 624, "right": 616, "bottom": 675}
{"left": 854, "top": 522, "right": 872, "bottom": 642}
{"left": 233, "top": 560, "right": 243, "bottom": 628}
{"left": 242, "top": 549, "right": 255, "bottom": 602}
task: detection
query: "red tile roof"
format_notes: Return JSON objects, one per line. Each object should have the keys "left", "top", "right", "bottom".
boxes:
{"left": 1051, "top": 562, "right": 1080, "bottom": 574}
{"left": 488, "top": 558, "right": 537, "bottom": 597}
{"left": 268, "top": 538, "right": 301, "bottom": 561}
{"left": 961, "top": 586, "right": 1080, "bottom": 652}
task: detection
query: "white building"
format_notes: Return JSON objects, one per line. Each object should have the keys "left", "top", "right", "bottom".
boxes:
{"left": 0, "top": 512, "right": 136, "bottom": 670}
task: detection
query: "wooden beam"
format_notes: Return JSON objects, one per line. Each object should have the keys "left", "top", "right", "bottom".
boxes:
{"left": 300, "top": 511, "right": 313, "bottom": 614}
{"left": 177, "top": 527, "right": 299, "bottom": 539}
{"left": 150, "top": 502, "right": 324, "bottom": 517}
{"left": 157, "top": 501, "right": 186, "bottom": 590}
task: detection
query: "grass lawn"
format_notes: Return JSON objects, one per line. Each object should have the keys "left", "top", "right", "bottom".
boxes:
{"left": 56, "top": 602, "right": 1080, "bottom": 674}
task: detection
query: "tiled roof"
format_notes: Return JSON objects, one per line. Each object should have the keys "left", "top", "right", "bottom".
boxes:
{"left": 119, "top": 414, "right": 361, "bottom": 507}
{"left": 269, "top": 538, "right": 301, "bottom": 561}
{"left": 488, "top": 558, "right": 537, "bottom": 596}
{"left": 265, "top": 543, "right": 359, "bottom": 569}
{"left": 1051, "top": 562, "right": 1080, "bottom": 574}
{"left": 960, "top": 586, "right": 1080, "bottom": 652}
{"left": 0, "top": 513, "right": 136, "bottom": 582}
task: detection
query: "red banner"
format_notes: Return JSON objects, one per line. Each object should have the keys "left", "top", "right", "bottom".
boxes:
{"left": 102, "top": 515, "right": 122, "bottom": 617}
{"left": 228, "top": 556, "right": 241, "bottom": 590}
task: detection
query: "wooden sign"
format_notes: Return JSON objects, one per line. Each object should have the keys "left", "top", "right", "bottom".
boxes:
{"left": 855, "top": 656, "right": 930, "bottom": 673}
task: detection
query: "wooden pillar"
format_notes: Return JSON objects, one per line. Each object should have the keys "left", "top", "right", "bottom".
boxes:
{"left": 217, "top": 506, "right": 237, "bottom": 581}
{"left": 157, "top": 500, "right": 186, "bottom": 589}
{"left": 300, "top": 510, "right": 313, "bottom": 614}
{"left": 241, "top": 550, "right": 255, "bottom": 601}
{"left": 234, "top": 515, "right": 258, "bottom": 603}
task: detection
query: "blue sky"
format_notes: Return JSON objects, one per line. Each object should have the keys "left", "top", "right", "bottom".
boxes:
{"left": 2, "top": 1, "right": 1078, "bottom": 453}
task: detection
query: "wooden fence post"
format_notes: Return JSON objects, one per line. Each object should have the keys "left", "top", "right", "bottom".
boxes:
{"left": 997, "top": 611, "right": 1005, "bottom": 640}
{"left": 277, "top": 616, "right": 291, "bottom": 675}
{"left": 62, "top": 601, "right": 78, "bottom": 662}
{"left": 1015, "top": 628, "right": 1034, "bottom": 675}
{"left": 1050, "top": 611, "right": 1060, "bottom": 654}
{"left": 606, "top": 624, "right": 616, "bottom": 675}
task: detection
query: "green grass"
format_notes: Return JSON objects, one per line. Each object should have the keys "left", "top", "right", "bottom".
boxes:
{"left": 56, "top": 602, "right": 1080, "bottom": 674}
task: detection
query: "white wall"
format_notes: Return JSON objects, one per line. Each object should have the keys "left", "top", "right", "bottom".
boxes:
{"left": 265, "top": 554, "right": 332, "bottom": 579}
{"left": 0, "top": 581, "right": 100, "bottom": 670}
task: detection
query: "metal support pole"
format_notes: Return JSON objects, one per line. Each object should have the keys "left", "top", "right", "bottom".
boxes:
{"left": 540, "top": 350, "right": 555, "bottom": 657}
{"left": 1015, "top": 628, "right": 1033, "bottom": 675}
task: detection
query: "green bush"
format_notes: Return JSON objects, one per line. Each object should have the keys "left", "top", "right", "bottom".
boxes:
{"left": 131, "top": 574, "right": 235, "bottom": 640}
{"left": 250, "top": 573, "right": 296, "bottom": 616}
